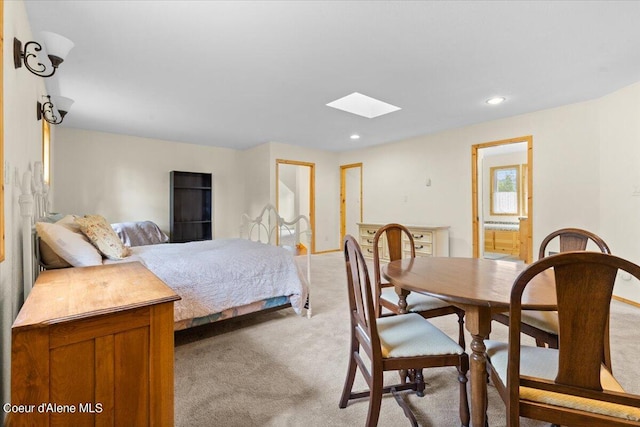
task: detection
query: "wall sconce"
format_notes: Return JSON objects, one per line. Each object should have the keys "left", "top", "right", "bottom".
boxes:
{"left": 37, "top": 95, "right": 74, "bottom": 125}
{"left": 14, "top": 31, "right": 74, "bottom": 78}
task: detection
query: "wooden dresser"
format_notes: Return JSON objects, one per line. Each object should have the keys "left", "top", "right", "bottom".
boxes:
{"left": 9, "top": 262, "right": 180, "bottom": 427}
{"left": 357, "top": 223, "right": 450, "bottom": 260}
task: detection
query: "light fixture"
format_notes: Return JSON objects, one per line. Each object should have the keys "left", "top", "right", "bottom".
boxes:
{"left": 14, "top": 31, "right": 74, "bottom": 78}
{"left": 486, "top": 96, "right": 506, "bottom": 105}
{"left": 350, "top": 134, "right": 361, "bottom": 140}
{"left": 37, "top": 95, "right": 74, "bottom": 125}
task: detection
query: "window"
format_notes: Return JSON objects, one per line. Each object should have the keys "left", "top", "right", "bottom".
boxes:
{"left": 490, "top": 165, "right": 520, "bottom": 215}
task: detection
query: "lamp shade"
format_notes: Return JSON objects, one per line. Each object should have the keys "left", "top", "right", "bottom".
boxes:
{"left": 40, "top": 31, "right": 74, "bottom": 62}
{"left": 51, "top": 95, "right": 74, "bottom": 113}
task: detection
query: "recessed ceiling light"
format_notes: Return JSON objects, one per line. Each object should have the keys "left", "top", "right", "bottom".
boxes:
{"left": 350, "top": 134, "right": 360, "bottom": 140}
{"left": 326, "top": 92, "right": 401, "bottom": 118}
{"left": 486, "top": 96, "right": 506, "bottom": 105}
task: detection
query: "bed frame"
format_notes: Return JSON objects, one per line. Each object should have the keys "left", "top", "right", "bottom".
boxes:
{"left": 19, "top": 164, "right": 312, "bottom": 329}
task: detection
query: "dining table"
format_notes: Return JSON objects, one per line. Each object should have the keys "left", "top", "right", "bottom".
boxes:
{"left": 382, "top": 256, "right": 556, "bottom": 427}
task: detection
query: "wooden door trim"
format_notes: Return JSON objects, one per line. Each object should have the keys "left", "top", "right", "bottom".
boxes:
{"left": 0, "top": 0, "right": 5, "bottom": 262}
{"left": 275, "top": 159, "right": 316, "bottom": 253}
{"left": 471, "top": 136, "right": 533, "bottom": 262}
{"left": 340, "top": 163, "right": 363, "bottom": 243}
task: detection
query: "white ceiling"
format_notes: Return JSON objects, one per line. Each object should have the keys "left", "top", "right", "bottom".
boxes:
{"left": 23, "top": 1, "right": 640, "bottom": 152}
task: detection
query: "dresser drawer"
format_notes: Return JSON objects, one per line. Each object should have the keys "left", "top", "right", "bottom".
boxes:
{"left": 406, "top": 230, "right": 433, "bottom": 244}
{"left": 360, "top": 226, "right": 380, "bottom": 239}
{"left": 403, "top": 241, "right": 434, "bottom": 256}
{"left": 359, "top": 226, "right": 381, "bottom": 258}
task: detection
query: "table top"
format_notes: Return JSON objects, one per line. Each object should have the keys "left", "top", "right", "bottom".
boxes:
{"left": 382, "top": 257, "right": 556, "bottom": 309}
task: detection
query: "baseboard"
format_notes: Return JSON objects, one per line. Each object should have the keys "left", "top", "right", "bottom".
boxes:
{"left": 313, "top": 248, "right": 340, "bottom": 254}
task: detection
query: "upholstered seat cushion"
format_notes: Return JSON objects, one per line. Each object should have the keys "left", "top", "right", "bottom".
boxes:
{"left": 485, "top": 340, "right": 640, "bottom": 422}
{"left": 380, "top": 287, "right": 451, "bottom": 312}
{"left": 519, "top": 310, "right": 559, "bottom": 334}
{"left": 377, "top": 313, "right": 464, "bottom": 359}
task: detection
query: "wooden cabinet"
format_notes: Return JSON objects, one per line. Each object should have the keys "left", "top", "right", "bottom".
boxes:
{"left": 170, "top": 171, "right": 212, "bottom": 243}
{"left": 484, "top": 229, "right": 520, "bottom": 255}
{"left": 9, "top": 262, "right": 180, "bottom": 427}
{"left": 358, "top": 223, "right": 450, "bottom": 260}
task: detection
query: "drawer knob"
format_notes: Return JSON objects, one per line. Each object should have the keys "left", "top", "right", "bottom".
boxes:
{"left": 367, "top": 230, "right": 377, "bottom": 235}
{"left": 415, "top": 245, "right": 424, "bottom": 249}
{"left": 413, "top": 234, "right": 424, "bottom": 239}
{"left": 367, "top": 239, "right": 373, "bottom": 244}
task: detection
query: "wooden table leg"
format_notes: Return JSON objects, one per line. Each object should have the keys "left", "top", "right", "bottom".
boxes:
{"left": 394, "top": 286, "right": 411, "bottom": 314}
{"left": 395, "top": 286, "right": 412, "bottom": 385}
{"left": 463, "top": 306, "right": 492, "bottom": 427}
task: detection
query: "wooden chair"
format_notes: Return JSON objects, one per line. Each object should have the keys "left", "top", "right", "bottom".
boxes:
{"left": 492, "top": 228, "right": 610, "bottom": 351}
{"left": 485, "top": 251, "right": 640, "bottom": 427}
{"left": 340, "top": 235, "right": 470, "bottom": 427}
{"left": 373, "top": 223, "right": 466, "bottom": 349}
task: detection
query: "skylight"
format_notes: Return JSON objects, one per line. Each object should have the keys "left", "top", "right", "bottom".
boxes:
{"left": 326, "top": 92, "right": 401, "bottom": 118}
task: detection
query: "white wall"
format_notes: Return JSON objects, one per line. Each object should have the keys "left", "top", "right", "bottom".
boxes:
{"left": 268, "top": 142, "right": 340, "bottom": 252}
{"left": 48, "top": 81, "right": 640, "bottom": 305}
{"left": 1, "top": 0, "right": 48, "bottom": 415}
{"left": 338, "top": 88, "right": 640, "bottom": 301}
{"left": 53, "top": 128, "right": 245, "bottom": 239}
{"left": 598, "top": 81, "right": 640, "bottom": 301}
{"left": 240, "top": 142, "right": 270, "bottom": 218}
{"left": 337, "top": 103, "right": 601, "bottom": 255}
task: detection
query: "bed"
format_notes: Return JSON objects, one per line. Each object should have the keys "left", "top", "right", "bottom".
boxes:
{"left": 19, "top": 166, "right": 310, "bottom": 331}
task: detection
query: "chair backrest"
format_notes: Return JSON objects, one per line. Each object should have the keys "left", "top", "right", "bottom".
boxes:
{"left": 344, "top": 235, "right": 381, "bottom": 360}
{"left": 506, "top": 251, "right": 640, "bottom": 424}
{"left": 538, "top": 228, "right": 610, "bottom": 260}
{"left": 372, "top": 224, "right": 415, "bottom": 315}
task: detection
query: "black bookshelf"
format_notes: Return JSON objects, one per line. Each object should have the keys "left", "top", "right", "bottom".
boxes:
{"left": 170, "top": 171, "right": 212, "bottom": 243}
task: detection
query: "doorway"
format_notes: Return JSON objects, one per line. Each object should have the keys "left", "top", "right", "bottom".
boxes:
{"left": 471, "top": 136, "right": 533, "bottom": 263}
{"left": 276, "top": 159, "right": 316, "bottom": 253}
{"left": 340, "top": 163, "right": 363, "bottom": 243}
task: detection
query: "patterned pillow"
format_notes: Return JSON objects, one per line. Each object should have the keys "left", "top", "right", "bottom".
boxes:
{"left": 75, "top": 215, "right": 131, "bottom": 260}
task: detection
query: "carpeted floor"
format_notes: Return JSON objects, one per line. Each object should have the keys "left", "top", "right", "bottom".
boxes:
{"left": 174, "top": 252, "right": 640, "bottom": 427}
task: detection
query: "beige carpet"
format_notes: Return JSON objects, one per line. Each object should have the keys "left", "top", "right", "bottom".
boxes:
{"left": 174, "top": 252, "right": 640, "bottom": 427}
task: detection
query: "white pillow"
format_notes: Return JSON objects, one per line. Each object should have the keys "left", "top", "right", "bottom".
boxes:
{"left": 111, "top": 221, "right": 169, "bottom": 247}
{"left": 35, "top": 222, "right": 103, "bottom": 267}
{"left": 56, "top": 214, "right": 82, "bottom": 232}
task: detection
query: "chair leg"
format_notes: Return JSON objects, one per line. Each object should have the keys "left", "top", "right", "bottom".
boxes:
{"left": 457, "top": 311, "right": 466, "bottom": 349}
{"left": 339, "top": 348, "right": 359, "bottom": 408}
{"left": 399, "top": 369, "right": 408, "bottom": 384}
{"left": 391, "top": 387, "right": 419, "bottom": 427}
{"left": 458, "top": 356, "right": 470, "bottom": 427}
{"left": 415, "top": 369, "right": 425, "bottom": 397}
{"left": 366, "top": 370, "right": 384, "bottom": 427}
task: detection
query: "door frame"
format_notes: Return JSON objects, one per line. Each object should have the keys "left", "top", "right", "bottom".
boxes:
{"left": 275, "top": 159, "right": 316, "bottom": 253}
{"left": 340, "top": 163, "right": 363, "bottom": 243}
{"left": 471, "top": 136, "right": 533, "bottom": 262}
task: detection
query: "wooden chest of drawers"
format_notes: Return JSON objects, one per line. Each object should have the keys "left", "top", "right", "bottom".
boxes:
{"left": 357, "top": 223, "right": 450, "bottom": 260}
{"left": 9, "top": 262, "right": 180, "bottom": 427}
